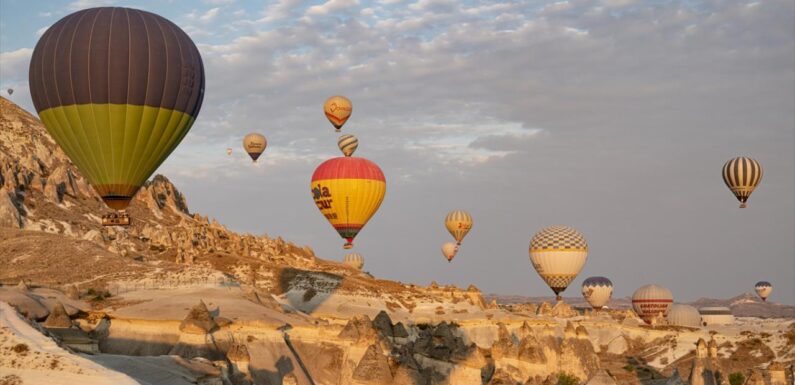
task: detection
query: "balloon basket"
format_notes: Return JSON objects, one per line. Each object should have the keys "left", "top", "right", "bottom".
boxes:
{"left": 343, "top": 243, "right": 353, "bottom": 250}
{"left": 102, "top": 212, "right": 131, "bottom": 226}
{"left": 739, "top": 203, "right": 747, "bottom": 208}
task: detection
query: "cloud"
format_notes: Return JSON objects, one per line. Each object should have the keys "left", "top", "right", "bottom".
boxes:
{"left": 258, "top": 0, "right": 303, "bottom": 23}
{"left": 199, "top": 7, "right": 222, "bottom": 22}
{"left": 0, "top": 48, "right": 32, "bottom": 83}
{"left": 306, "top": 0, "right": 360, "bottom": 16}
{"left": 67, "top": 0, "right": 115, "bottom": 11}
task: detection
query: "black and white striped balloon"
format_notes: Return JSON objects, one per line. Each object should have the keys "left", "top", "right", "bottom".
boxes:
{"left": 338, "top": 134, "right": 358, "bottom": 157}
{"left": 722, "top": 157, "right": 762, "bottom": 208}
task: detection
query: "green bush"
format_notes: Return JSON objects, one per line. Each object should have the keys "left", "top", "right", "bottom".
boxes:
{"left": 729, "top": 372, "right": 745, "bottom": 385}
{"left": 623, "top": 365, "right": 635, "bottom": 372}
{"left": 557, "top": 372, "right": 579, "bottom": 385}
{"left": 87, "top": 289, "right": 112, "bottom": 302}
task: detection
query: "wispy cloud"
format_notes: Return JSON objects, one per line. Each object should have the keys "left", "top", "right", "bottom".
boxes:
{"left": 67, "top": 0, "right": 116, "bottom": 11}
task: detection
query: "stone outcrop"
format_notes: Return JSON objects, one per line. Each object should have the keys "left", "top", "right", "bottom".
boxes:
{"left": 42, "top": 302, "right": 73, "bottom": 328}
{"left": 414, "top": 322, "right": 472, "bottom": 362}
{"left": 0, "top": 187, "right": 21, "bottom": 228}
{"left": 585, "top": 370, "right": 618, "bottom": 385}
{"left": 549, "top": 301, "right": 579, "bottom": 318}
{"left": 227, "top": 341, "right": 252, "bottom": 385}
{"left": 352, "top": 344, "right": 393, "bottom": 384}
{"left": 373, "top": 310, "right": 394, "bottom": 337}
{"left": 537, "top": 302, "right": 553, "bottom": 315}
{"left": 65, "top": 285, "right": 80, "bottom": 300}
{"left": 606, "top": 335, "right": 628, "bottom": 355}
{"left": 179, "top": 300, "right": 218, "bottom": 334}
{"left": 667, "top": 369, "right": 686, "bottom": 385}
{"left": 339, "top": 315, "right": 378, "bottom": 344}
{"left": 768, "top": 362, "right": 787, "bottom": 385}
{"left": 15, "top": 280, "right": 29, "bottom": 292}
{"left": 393, "top": 322, "right": 409, "bottom": 338}
{"left": 745, "top": 369, "right": 765, "bottom": 385}
{"left": 689, "top": 338, "right": 719, "bottom": 385}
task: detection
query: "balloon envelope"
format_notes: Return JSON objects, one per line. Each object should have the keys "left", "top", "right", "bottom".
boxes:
{"left": 6, "top": 89, "right": 12, "bottom": 95}
{"left": 344, "top": 253, "right": 364, "bottom": 270}
{"left": 666, "top": 304, "right": 701, "bottom": 328}
{"left": 722, "top": 157, "right": 762, "bottom": 208}
{"left": 323, "top": 95, "right": 352, "bottom": 131}
{"left": 311, "top": 157, "right": 385, "bottom": 249}
{"left": 445, "top": 210, "right": 472, "bottom": 245}
{"left": 441, "top": 242, "right": 458, "bottom": 262}
{"left": 581, "top": 276, "right": 613, "bottom": 310}
{"left": 226, "top": 148, "right": 232, "bottom": 156}
{"left": 631, "top": 284, "right": 673, "bottom": 324}
{"left": 754, "top": 281, "right": 772, "bottom": 301}
{"left": 243, "top": 133, "right": 267, "bottom": 162}
{"left": 338, "top": 134, "right": 358, "bottom": 157}
{"left": 28, "top": 7, "right": 204, "bottom": 210}
{"left": 529, "top": 225, "right": 588, "bottom": 298}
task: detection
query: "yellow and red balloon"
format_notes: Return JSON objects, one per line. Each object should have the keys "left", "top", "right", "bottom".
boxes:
{"left": 311, "top": 157, "right": 385, "bottom": 249}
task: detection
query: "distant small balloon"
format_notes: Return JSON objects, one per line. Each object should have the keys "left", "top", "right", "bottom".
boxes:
{"left": 445, "top": 210, "right": 472, "bottom": 245}
{"left": 631, "top": 284, "right": 673, "bottom": 324}
{"left": 226, "top": 148, "right": 232, "bottom": 156}
{"left": 754, "top": 281, "right": 772, "bottom": 302}
{"left": 6, "top": 89, "right": 12, "bottom": 95}
{"left": 441, "top": 242, "right": 458, "bottom": 262}
{"left": 243, "top": 133, "right": 267, "bottom": 162}
{"left": 323, "top": 95, "right": 352, "bottom": 132}
{"left": 722, "top": 157, "right": 762, "bottom": 208}
{"left": 338, "top": 134, "right": 358, "bottom": 157}
{"left": 582, "top": 276, "right": 613, "bottom": 310}
{"left": 344, "top": 253, "right": 364, "bottom": 270}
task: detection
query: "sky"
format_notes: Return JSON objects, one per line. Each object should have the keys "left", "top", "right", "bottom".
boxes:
{"left": 1, "top": 0, "right": 793, "bottom": 305}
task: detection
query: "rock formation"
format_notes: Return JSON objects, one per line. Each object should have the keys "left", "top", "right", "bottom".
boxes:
{"left": 339, "top": 315, "right": 379, "bottom": 344}
{"left": 768, "top": 362, "right": 787, "bottom": 385}
{"left": 15, "top": 280, "right": 29, "bottom": 292}
{"left": 227, "top": 341, "right": 252, "bottom": 385}
{"left": 689, "top": 338, "right": 718, "bottom": 385}
{"left": 352, "top": 344, "right": 393, "bottom": 384}
{"left": 667, "top": 369, "right": 686, "bottom": 385}
{"left": 42, "top": 302, "right": 73, "bottom": 329}
{"left": 179, "top": 300, "right": 218, "bottom": 334}
{"left": 585, "top": 370, "right": 618, "bottom": 385}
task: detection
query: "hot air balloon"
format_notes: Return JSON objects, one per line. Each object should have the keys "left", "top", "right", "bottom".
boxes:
{"left": 6, "top": 89, "right": 12, "bottom": 95}
{"left": 311, "top": 157, "right": 385, "bottom": 249}
{"left": 631, "top": 284, "right": 673, "bottom": 325}
{"left": 243, "top": 133, "right": 267, "bottom": 162}
{"left": 338, "top": 134, "right": 358, "bottom": 157}
{"left": 226, "top": 148, "right": 233, "bottom": 156}
{"left": 343, "top": 253, "right": 364, "bottom": 270}
{"left": 323, "top": 95, "right": 352, "bottom": 132}
{"left": 666, "top": 304, "right": 701, "bottom": 328}
{"left": 581, "top": 276, "right": 613, "bottom": 310}
{"left": 529, "top": 225, "right": 588, "bottom": 301}
{"left": 441, "top": 242, "right": 458, "bottom": 262}
{"left": 28, "top": 7, "right": 204, "bottom": 214}
{"left": 445, "top": 210, "right": 472, "bottom": 245}
{"left": 754, "top": 281, "right": 772, "bottom": 302}
{"left": 722, "top": 157, "right": 762, "bottom": 208}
